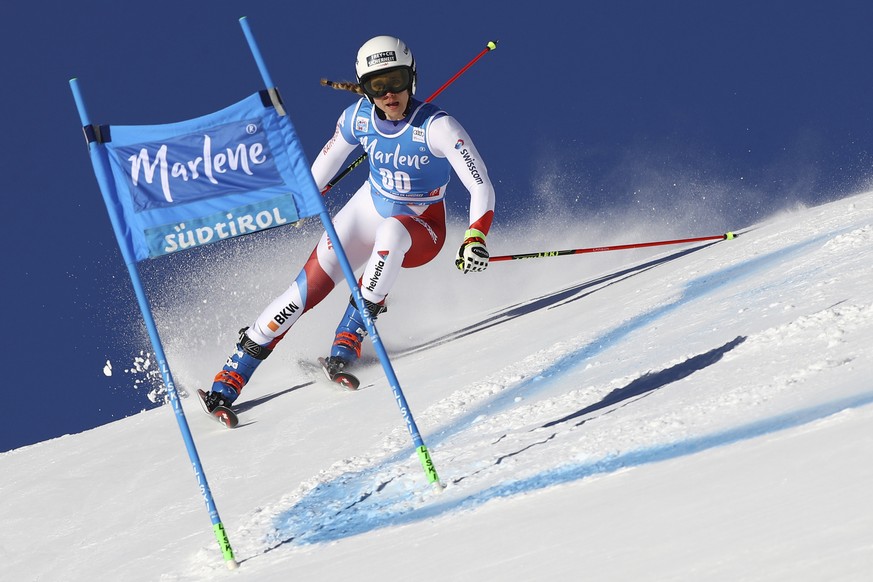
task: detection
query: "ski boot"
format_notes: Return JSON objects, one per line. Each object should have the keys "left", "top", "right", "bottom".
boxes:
{"left": 320, "top": 296, "right": 386, "bottom": 390}
{"left": 204, "top": 327, "right": 272, "bottom": 410}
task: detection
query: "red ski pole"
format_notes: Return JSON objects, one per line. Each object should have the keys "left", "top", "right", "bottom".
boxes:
{"left": 321, "top": 40, "right": 498, "bottom": 195}
{"left": 490, "top": 232, "right": 736, "bottom": 262}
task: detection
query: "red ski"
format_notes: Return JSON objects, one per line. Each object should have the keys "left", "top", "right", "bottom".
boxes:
{"left": 197, "top": 389, "right": 240, "bottom": 428}
{"left": 318, "top": 357, "right": 361, "bottom": 390}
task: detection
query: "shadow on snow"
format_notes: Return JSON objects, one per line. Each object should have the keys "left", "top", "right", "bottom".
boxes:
{"left": 423, "top": 228, "right": 839, "bottom": 445}
{"left": 540, "top": 335, "right": 747, "bottom": 428}
{"left": 254, "top": 227, "right": 853, "bottom": 556}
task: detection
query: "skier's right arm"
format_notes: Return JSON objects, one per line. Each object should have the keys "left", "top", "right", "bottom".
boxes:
{"left": 311, "top": 109, "right": 360, "bottom": 192}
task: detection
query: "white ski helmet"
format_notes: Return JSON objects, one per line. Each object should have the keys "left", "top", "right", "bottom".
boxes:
{"left": 355, "top": 35, "right": 417, "bottom": 96}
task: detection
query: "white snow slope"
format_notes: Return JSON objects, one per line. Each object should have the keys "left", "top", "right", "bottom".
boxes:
{"left": 2, "top": 191, "right": 873, "bottom": 581}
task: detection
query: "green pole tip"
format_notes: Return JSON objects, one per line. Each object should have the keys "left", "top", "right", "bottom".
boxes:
{"left": 487, "top": 40, "right": 499, "bottom": 50}
{"left": 725, "top": 232, "right": 735, "bottom": 240}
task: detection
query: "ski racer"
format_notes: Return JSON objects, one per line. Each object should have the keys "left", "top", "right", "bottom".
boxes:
{"left": 201, "top": 35, "right": 496, "bottom": 410}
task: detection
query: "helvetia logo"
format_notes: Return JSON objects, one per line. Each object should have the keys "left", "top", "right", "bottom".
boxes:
{"left": 366, "top": 251, "right": 390, "bottom": 292}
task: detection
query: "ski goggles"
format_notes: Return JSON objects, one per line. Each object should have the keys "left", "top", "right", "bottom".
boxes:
{"left": 361, "top": 67, "right": 412, "bottom": 99}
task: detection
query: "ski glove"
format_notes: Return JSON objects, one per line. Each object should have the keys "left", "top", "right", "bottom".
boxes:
{"left": 455, "top": 228, "right": 490, "bottom": 274}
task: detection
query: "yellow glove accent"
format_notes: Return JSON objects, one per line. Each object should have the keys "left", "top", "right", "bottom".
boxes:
{"left": 456, "top": 229, "right": 489, "bottom": 273}
{"left": 464, "top": 228, "right": 487, "bottom": 243}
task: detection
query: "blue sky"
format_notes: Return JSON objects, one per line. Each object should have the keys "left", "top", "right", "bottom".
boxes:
{"left": 3, "top": 0, "right": 872, "bottom": 452}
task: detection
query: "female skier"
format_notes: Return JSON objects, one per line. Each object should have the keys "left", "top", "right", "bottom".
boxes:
{"left": 201, "top": 35, "right": 496, "bottom": 410}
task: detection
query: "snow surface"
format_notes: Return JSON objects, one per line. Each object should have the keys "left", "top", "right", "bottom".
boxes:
{"left": 2, "top": 191, "right": 873, "bottom": 581}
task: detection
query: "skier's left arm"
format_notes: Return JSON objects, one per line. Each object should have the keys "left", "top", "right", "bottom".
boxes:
{"left": 429, "top": 115, "right": 496, "bottom": 273}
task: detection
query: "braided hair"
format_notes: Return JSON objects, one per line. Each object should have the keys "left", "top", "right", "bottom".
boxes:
{"left": 320, "top": 79, "right": 364, "bottom": 96}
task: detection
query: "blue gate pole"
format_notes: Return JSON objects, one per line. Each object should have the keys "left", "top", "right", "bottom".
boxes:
{"left": 239, "top": 16, "right": 444, "bottom": 490}
{"left": 69, "top": 78, "right": 240, "bottom": 569}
